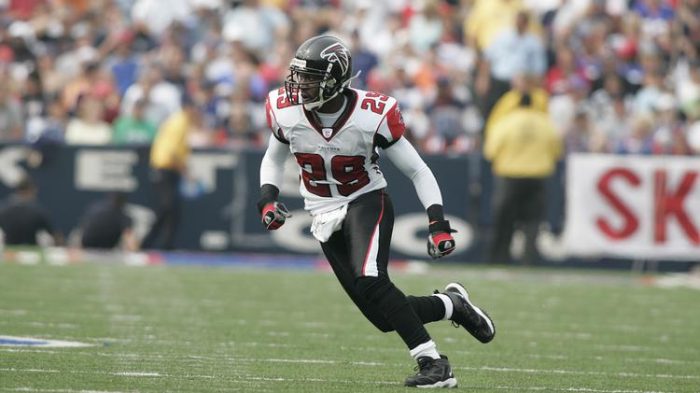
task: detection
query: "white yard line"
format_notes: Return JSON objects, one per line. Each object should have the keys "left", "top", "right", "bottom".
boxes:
{"left": 233, "top": 376, "right": 396, "bottom": 385}
{"left": 5, "top": 378, "right": 679, "bottom": 393}
{"left": 10, "top": 389, "right": 132, "bottom": 393}
{"left": 4, "top": 344, "right": 698, "bottom": 368}
{"left": 232, "top": 357, "right": 700, "bottom": 380}
{"left": 231, "top": 376, "right": 674, "bottom": 393}
{"left": 2, "top": 369, "right": 681, "bottom": 393}
{"left": 466, "top": 366, "right": 700, "bottom": 380}
{"left": 489, "top": 386, "right": 671, "bottom": 393}
{"left": 0, "top": 358, "right": 700, "bottom": 380}
{"left": 111, "top": 372, "right": 161, "bottom": 377}
{"left": 0, "top": 321, "right": 79, "bottom": 328}
{"left": 0, "top": 368, "right": 60, "bottom": 373}
{"left": 624, "top": 357, "right": 700, "bottom": 365}
{"left": 0, "top": 309, "right": 28, "bottom": 315}
{"left": 0, "top": 348, "right": 61, "bottom": 354}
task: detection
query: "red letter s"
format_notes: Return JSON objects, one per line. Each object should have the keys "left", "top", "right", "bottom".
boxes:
{"left": 596, "top": 168, "right": 640, "bottom": 240}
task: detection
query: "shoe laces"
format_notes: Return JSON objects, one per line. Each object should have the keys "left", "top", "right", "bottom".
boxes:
{"left": 414, "top": 357, "right": 434, "bottom": 373}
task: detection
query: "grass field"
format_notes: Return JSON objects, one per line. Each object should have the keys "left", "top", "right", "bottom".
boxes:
{"left": 0, "top": 261, "right": 698, "bottom": 393}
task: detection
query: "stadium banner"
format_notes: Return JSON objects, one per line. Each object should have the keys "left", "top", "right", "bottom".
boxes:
{"left": 0, "top": 144, "right": 482, "bottom": 260}
{"left": 3, "top": 144, "right": 696, "bottom": 267}
{"left": 564, "top": 153, "right": 700, "bottom": 260}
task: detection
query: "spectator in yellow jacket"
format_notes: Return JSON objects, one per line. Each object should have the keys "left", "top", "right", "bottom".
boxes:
{"left": 141, "top": 95, "right": 201, "bottom": 250}
{"left": 484, "top": 73, "right": 549, "bottom": 139}
{"left": 484, "top": 93, "right": 562, "bottom": 265}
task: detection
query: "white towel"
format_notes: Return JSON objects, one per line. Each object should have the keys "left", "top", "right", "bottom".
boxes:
{"left": 310, "top": 204, "right": 348, "bottom": 242}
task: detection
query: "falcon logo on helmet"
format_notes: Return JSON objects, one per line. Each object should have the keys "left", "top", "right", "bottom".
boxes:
{"left": 320, "top": 43, "right": 350, "bottom": 77}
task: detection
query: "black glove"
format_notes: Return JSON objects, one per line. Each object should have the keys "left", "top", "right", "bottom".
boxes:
{"left": 427, "top": 219, "right": 457, "bottom": 259}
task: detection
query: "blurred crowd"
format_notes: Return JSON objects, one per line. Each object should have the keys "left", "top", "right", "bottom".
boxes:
{"left": 1, "top": 0, "right": 699, "bottom": 156}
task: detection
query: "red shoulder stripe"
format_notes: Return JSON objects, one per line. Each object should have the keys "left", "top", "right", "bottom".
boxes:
{"left": 386, "top": 102, "right": 406, "bottom": 141}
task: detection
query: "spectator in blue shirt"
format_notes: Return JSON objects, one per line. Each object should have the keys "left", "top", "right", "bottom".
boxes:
{"left": 109, "top": 31, "right": 140, "bottom": 97}
{"left": 477, "top": 11, "right": 546, "bottom": 122}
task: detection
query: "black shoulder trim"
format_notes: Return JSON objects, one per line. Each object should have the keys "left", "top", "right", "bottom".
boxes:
{"left": 273, "top": 128, "right": 290, "bottom": 144}
{"left": 374, "top": 134, "right": 399, "bottom": 149}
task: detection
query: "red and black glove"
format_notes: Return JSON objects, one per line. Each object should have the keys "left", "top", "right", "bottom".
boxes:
{"left": 260, "top": 201, "right": 291, "bottom": 230}
{"left": 257, "top": 184, "right": 291, "bottom": 231}
{"left": 427, "top": 219, "right": 457, "bottom": 259}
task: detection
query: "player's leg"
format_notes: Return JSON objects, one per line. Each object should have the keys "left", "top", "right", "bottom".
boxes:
{"left": 322, "top": 226, "right": 454, "bottom": 331}
{"left": 343, "top": 190, "right": 456, "bottom": 388}
{"left": 323, "top": 190, "right": 496, "bottom": 348}
{"left": 320, "top": 231, "right": 393, "bottom": 332}
{"left": 322, "top": 228, "right": 460, "bottom": 331}
{"left": 344, "top": 190, "right": 429, "bottom": 347}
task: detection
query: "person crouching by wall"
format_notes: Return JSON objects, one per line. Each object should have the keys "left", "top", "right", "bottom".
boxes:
{"left": 80, "top": 192, "right": 138, "bottom": 251}
{"left": 0, "top": 175, "right": 62, "bottom": 247}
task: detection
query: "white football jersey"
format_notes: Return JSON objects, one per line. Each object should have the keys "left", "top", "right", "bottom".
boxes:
{"left": 265, "top": 87, "right": 406, "bottom": 214}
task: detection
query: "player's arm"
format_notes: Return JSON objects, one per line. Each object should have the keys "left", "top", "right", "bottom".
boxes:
{"left": 257, "top": 95, "right": 293, "bottom": 230}
{"left": 382, "top": 136, "right": 457, "bottom": 259}
{"left": 258, "top": 134, "right": 292, "bottom": 230}
{"left": 384, "top": 138, "right": 443, "bottom": 211}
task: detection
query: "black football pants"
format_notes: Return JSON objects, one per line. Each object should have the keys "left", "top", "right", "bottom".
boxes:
{"left": 320, "top": 190, "right": 445, "bottom": 350}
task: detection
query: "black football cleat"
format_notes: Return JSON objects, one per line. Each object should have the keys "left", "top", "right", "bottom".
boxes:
{"left": 404, "top": 355, "right": 457, "bottom": 388}
{"left": 443, "top": 282, "right": 495, "bottom": 343}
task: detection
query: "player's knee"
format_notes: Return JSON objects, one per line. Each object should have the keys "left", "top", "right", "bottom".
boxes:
{"left": 373, "top": 321, "right": 394, "bottom": 333}
{"left": 351, "top": 277, "right": 395, "bottom": 332}
{"left": 355, "top": 276, "right": 401, "bottom": 333}
{"left": 355, "top": 276, "right": 393, "bottom": 304}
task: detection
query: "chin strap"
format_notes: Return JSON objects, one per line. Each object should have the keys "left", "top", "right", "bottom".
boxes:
{"left": 303, "top": 98, "right": 325, "bottom": 111}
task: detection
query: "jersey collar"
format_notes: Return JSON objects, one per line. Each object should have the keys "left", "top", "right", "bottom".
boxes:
{"left": 303, "top": 89, "right": 358, "bottom": 142}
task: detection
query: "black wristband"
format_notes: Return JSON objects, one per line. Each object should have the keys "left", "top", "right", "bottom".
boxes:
{"left": 429, "top": 219, "right": 453, "bottom": 234}
{"left": 257, "top": 184, "right": 280, "bottom": 213}
{"left": 427, "top": 204, "right": 445, "bottom": 223}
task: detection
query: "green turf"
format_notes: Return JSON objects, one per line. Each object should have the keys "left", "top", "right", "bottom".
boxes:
{"left": 0, "top": 262, "right": 698, "bottom": 392}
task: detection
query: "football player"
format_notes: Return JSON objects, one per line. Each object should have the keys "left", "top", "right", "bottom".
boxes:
{"left": 258, "top": 35, "right": 495, "bottom": 388}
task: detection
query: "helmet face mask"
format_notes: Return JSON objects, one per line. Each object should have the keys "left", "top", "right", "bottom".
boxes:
{"left": 284, "top": 36, "right": 352, "bottom": 110}
{"left": 284, "top": 63, "right": 331, "bottom": 108}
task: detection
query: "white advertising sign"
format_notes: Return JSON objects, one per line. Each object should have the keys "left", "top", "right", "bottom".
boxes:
{"left": 564, "top": 154, "right": 700, "bottom": 260}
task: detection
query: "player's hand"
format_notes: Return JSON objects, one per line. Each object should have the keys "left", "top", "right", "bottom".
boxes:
{"left": 427, "top": 219, "right": 457, "bottom": 259}
{"left": 261, "top": 202, "right": 291, "bottom": 230}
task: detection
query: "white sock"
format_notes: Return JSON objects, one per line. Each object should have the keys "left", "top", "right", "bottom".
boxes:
{"left": 433, "top": 293, "right": 453, "bottom": 320}
{"left": 409, "top": 340, "right": 440, "bottom": 360}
